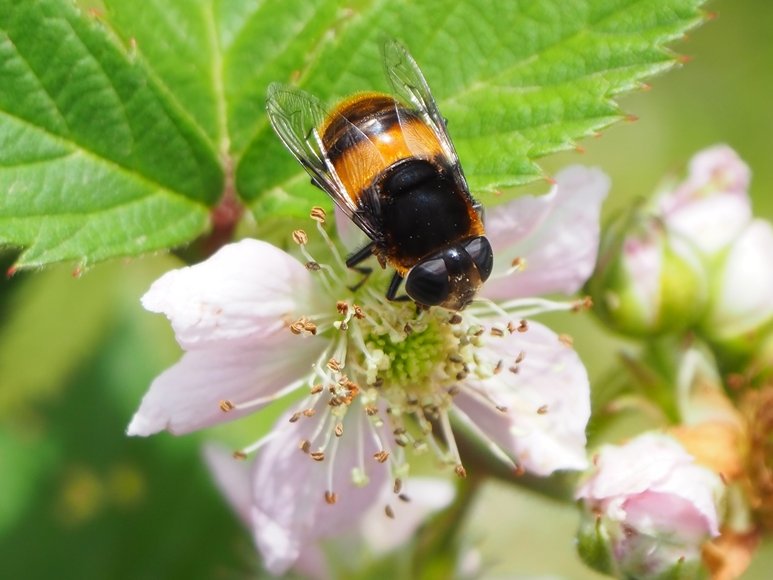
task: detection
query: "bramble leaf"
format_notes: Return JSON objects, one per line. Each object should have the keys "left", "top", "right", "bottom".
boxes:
{"left": 0, "top": 0, "right": 707, "bottom": 267}
{"left": 0, "top": 0, "right": 221, "bottom": 268}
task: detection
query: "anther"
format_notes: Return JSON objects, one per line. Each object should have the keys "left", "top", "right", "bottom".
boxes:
{"left": 517, "top": 320, "right": 529, "bottom": 333}
{"left": 454, "top": 464, "right": 467, "bottom": 478}
{"left": 393, "top": 478, "right": 402, "bottom": 494}
{"left": 327, "top": 358, "right": 342, "bottom": 372}
{"left": 353, "top": 305, "right": 365, "bottom": 319}
{"left": 292, "top": 229, "right": 308, "bottom": 245}
{"left": 299, "top": 440, "right": 311, "bottom": 454}
{"left": 334, "top": 320, "right": 349, "bottom": 331}
{"left": 448, "top": 354, "right": 464, "bottom": 364}
{"left": 447, "top": 385, "right": 461, "bottom": 396}
{"left": 219, "top": 400, "right": 235, "bottom": 412}
{"left": 496, "top": 405, "right": 508, "bottom": 413}
{"left": 365, "top": 405, "right": 378, "bottom": 416}
{"left": 509, "top": 366, "right": 520, "bottom": 374}
{"left": 336, "top": 301, "right": 349, "bottom": 315}
{"left": 334, "top": 423, "right": 344, "bottom": 437}
{"left": 514, "top": 464, "right": 526, "bottom": 477}
{"left": 403, "top": 323, "right": 413, "bottom": 335}
{"left": 398, "top": 494, "right": 411, "bottom": 502}
{"left": 302, "top": 408, "right": 316, "bottom": 417}
{"left": 448, "top": 314, "right": 463, "bottom": 325}
{"left": 324, "top": 490, "right": 337, "bottom": 504}
{"left": 289, "top": 412, "right": 302, "bottom": 423}
{"left": 310, "top": 206, "right": 327, "bottom": 223}
{"left": 494, "top": 360, "right": 503, "bottom": 374}
{"left": 305, "top": 261, "right": 321, "bottom": 271}
{"left": 384, "top": 505, "right": 395, "bottom": 519}
{"left": 310, "top": 451, "right": 325, "bottom": 462}
{"left": 490, "top": 327, "right": 504, "bottom": 337}
{"left": 571, "top": 296, "right": 593, "bottom": 312}
{"left": 511, "top": 257, "right": 525, "bottom": 269}
{"left": 558, "top": 334, "right": 574, "bottom": 347}
{"left": 537, "top": 405, "right": 549, "bottom": 415}
{"left": 515, "top": 351, "right": 525, "bottom": 363}
{"left": 374, "top": 450, "right": 390, "bottom": 463}
{"left": 456, "top": 371, "right": 468, "bottom": 381}
{"left": 310, "top": 384, "right": 324, "bottom": 395}
{"left": 232, "top": 451, "right": 247, "bottom": 460}
{"left": 507, "top": 321, "right": 517, "bottom": 334}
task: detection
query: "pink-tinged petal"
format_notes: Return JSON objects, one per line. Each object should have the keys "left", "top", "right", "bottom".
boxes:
{"left": 292, "top": 544, "right": 333, "bottom": 580}
{"left": 202, "top": 444, "right": 252, "bottom": 526}
{"left": 455, "top": 320, "right": 590, "bottom": 475}
{"left": 127, "top": 335, "right": 326, "bottom": 436}
{"left": 648, "top": 462, "right": 722, "bottom": 537}
{"left": 360, "top": 477, "right": 455, "bottom": 554}
{"left": 659, "top": 145, "right": 751, "bottom": 255}
{"left": 142, "top": 240, "right": 315, "bottom": 350}
{"left": 576, "top": 434, "right": 692, "bottom": 500}
{"left": 482, "top": 165, "right": 609, "bottom": 301}
{"left": 250, "top": 402, "right": 387, "bottom": 576}
{"left": 707, "top": 219, "right": 773, "bottom": 339}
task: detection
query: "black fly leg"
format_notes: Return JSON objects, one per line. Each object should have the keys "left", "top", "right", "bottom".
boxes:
{"left": 346, "top": 242, "right": 375, "bottom": 292}
{"left": 386, "top": 272, "right": 411, "bottom": 302}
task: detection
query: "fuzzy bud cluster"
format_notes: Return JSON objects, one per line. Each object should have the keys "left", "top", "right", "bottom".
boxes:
{"left": 589, "top": 145, "right": 773, "bottom": 354}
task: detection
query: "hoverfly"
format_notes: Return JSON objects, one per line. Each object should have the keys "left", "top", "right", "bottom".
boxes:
{"left": 267, "top": 40, "right": 492, "bottom": 311}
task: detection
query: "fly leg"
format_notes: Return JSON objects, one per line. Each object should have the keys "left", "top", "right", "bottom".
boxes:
{"left": 386, "top": 272, "right": 411, "bottom": 303}
{"left": 346, "top": 242, "right": 375, "bottom": 291}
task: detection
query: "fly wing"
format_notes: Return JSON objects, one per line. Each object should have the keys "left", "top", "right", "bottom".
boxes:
{"left": 266, "top": 83, "right": 381, "bottom": 240}
{"left": 382, "top": 40, "right": 475, "bottom": 203}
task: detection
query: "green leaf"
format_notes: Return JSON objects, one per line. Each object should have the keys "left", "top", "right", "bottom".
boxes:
{"left": 1, "top": 0, "right": 707, "bottom": 266}
{"left": 235, "top": 0, "right": 709, "bottom": 214}
{"left": 102, "top": 0, "right": 707, "bottom": 220}
{"left": 0, "top": 0, "right": 222, "bottom": 268}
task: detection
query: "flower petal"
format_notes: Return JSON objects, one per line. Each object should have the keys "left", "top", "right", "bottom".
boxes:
{"left": 127, "top": 335, "right": 326, "bottom": 436}
{"left": 576, "top": 433, "right": 693, "bottom": 500}
{"left": 482, "top": 165, "right": 609, "bottom": 300}
{"left": 202, "top": 443, "right": 252, "bottom": 526}
{"left": 250, "top": 402, "right": 387, "bottom": 576}
{"left": 660, "top": 145, "right": 751, "bottom": 255}
{"left": 142, "top": 239, "right": 315, "bottom": 350}
{"left": 706, "top": 219, "right": 773, "bottom": 339}
{"left": 455, "top": 320, "right": 590, "bottom": 475}
{"left": 360, "top": 477, "right": 455, "bottom": 554}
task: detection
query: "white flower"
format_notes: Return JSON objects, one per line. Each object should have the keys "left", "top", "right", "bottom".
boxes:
{"left": 576, "top": 433, "right": 724, "bottom": 579}
{"left": 204, "top": 443, "right": 454, "bottom": 578}
{"left": 129, "top": 165, "right": 609, "bottom": 575}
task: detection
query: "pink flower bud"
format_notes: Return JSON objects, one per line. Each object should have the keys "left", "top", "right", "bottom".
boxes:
{"left": 589, "top": 209, "right": 707, "bottom": 337}
{"left": 576, "top": 433, "right": 724, "bottom": 579}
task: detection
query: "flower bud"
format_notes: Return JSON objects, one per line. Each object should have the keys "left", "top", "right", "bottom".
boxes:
{"left": 656, "top": 145, "right": 751, "bottom": 257}
{"left": 576, "top": 433, "right": 724, "bottom": 580}
{"left": 702, "top": 219, "right": 773, "bottom": 345}
{"left": 589, "top": 208, "right": 707, "bottom": 337}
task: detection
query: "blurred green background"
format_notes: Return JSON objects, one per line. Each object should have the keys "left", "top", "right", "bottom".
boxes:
{"left": 1, "top": 1, "right": 772, "bottom": 578}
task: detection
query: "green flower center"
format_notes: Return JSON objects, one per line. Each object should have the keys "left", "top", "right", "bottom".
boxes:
{"left": 367, "top": 318, "right": 448, "bottom": 387}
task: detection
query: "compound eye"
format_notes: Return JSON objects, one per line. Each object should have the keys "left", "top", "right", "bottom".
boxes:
{"left": 464, "top": 237, "right": 494, "bottom": 282}
{"left": 405, "top": 258, "right": 451, "bottom": 306}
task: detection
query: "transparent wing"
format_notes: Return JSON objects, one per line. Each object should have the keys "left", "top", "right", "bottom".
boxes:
{"left": 266, "top": 83, "right": 380, "bottom": 240}
{"left": 382, "top": 40, "right": 474, "bottom": 199}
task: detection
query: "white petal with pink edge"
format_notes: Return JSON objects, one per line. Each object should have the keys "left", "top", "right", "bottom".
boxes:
{"left": 142, "top": 239, "right": 315, "bottom": 350}
{"left": 454, "top": 320, "right": 590, "bottom": 476}
{"left": 482, "top": 165, "right": 609, "bottom": 301}
{"left": 250, "top": 402, "right": 388, "bottom": 576}
{"left": 360, "top": 477, "right": 455, "bottom": 554}
{"left": 127, "top": 334, "right": 327, "bottom": 436}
